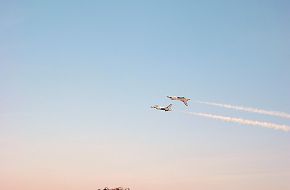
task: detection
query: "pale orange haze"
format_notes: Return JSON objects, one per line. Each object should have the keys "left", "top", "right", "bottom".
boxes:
{"left": 1, "top": 132, "right": 290, "bottom": 190}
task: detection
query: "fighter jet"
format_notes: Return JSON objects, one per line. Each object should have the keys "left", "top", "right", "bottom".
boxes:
{"left": 167, "top": 96, "right": 191, "bottom": 106}
{"left": 151, "top": 104, "right": 173, "bottom": 112}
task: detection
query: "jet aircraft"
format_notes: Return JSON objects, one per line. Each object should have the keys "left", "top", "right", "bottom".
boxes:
{"left": 167, "top": 96, "right": 191, "bottom": 106}
{"left": 151, "top": 104, "right": 173, "bottom": 111}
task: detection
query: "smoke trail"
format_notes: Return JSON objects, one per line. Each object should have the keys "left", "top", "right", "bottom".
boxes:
{"left": 185, "top": 112, "right": 290, "bottom": 132}
{"left": 197, "top": 101, "right": 290, "bottom": 119}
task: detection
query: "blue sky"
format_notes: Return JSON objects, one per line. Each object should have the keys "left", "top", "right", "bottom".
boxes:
{"left": 1, "top": 1, "right": 290, "bottom": 190}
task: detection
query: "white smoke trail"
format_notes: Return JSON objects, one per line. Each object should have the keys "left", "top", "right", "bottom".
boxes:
{"left": 197, "top": 101, "right": 290, "bottom": 119}
{"left": 185, "top": 112, "right": 290, "bottom": 132}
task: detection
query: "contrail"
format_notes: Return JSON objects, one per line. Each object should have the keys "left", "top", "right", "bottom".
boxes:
{"left": 197, "top": 101, "right": 290, "bottom": 119}
{"left": 185, "top": 112, "right": 290, "bottom": 132}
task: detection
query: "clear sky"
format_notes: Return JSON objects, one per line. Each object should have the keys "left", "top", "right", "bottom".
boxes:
{"left": 1, "top": 0, "right": 290, "bottom": 190}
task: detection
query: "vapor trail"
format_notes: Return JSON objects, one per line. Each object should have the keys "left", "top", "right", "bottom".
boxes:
{"left": 197, "top": 101, "right": 290, "bottom": 119}
{"left": 185, "top": 112, "right": 290, "bottom": 132}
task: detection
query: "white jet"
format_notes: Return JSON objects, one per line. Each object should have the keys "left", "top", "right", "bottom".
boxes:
{"left": 151, "top": 104, "right": 173, "bottom": 112}
{"left": 167, "top": 96, "right": 191, "bottom": 106}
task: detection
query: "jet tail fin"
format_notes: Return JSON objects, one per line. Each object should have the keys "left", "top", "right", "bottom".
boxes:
{"left": 166, "top": 104, "right": 173, "bottom": 110}
{"left": 183, "top": 99, "right": 191, "bottom": 106}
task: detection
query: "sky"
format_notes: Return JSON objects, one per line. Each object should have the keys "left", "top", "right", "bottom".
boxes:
{"left": 1, "top": 0, "right": 290, "bottom": 190}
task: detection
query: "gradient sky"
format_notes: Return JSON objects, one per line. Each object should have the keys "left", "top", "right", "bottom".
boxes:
{"left": 1, "top": 1, "right": 290, "bottom": 190}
